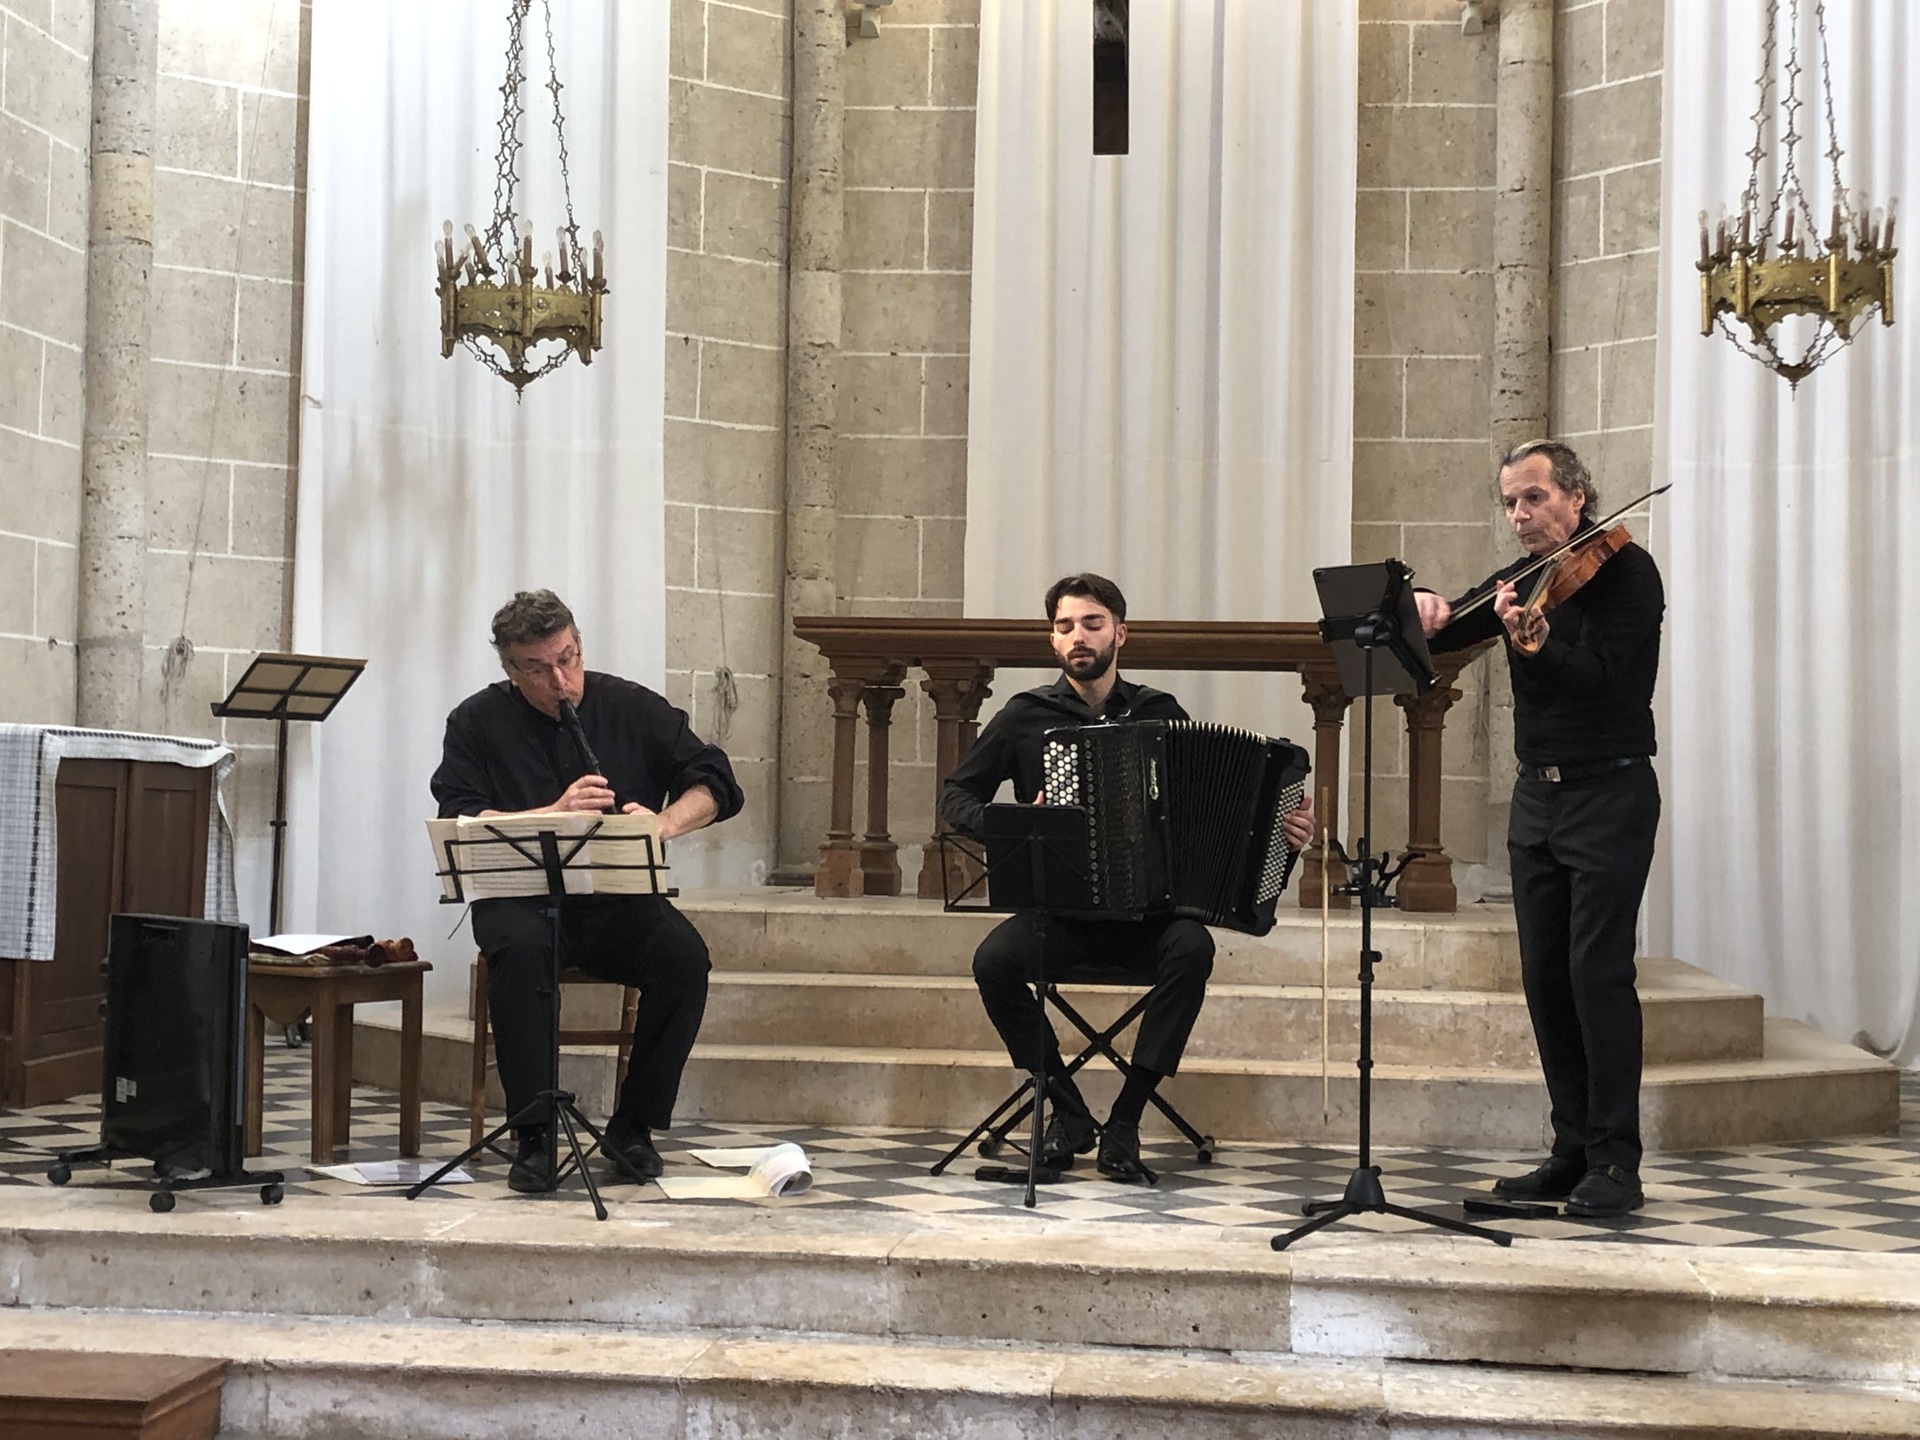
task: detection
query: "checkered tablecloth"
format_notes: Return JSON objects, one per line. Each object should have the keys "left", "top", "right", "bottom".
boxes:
{"left": 0, "top": 724, "right": 239, "bottom": 959}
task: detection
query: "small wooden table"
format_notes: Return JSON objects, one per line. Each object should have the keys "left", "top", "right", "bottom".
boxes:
{"left": 244, "top": 957, "right": 429, "bottom": 1164}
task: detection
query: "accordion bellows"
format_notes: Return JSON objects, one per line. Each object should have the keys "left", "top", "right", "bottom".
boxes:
{"left": 1041, "top": 720, "right": 1311, "bottom": 935}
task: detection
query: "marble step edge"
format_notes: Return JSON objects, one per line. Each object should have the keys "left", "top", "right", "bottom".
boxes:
{"left": 8, "top": 1309, "right": 1919, "bottom": 1440}
{"left": 5, "top": 1193, "right": 1919, "bottom": 1384}
{"left": 10, "top": 1309, "right": 1918, "bottom": 1440}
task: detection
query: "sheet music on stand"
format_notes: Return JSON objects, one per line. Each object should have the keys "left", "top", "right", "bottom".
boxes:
{"left": 426, "top": 811, "right": 670, "bottom": 901}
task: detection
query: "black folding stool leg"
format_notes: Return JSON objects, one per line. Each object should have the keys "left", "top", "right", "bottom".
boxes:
{"left": 1042, "top": 985, "right": 1216, "bottom": 1164}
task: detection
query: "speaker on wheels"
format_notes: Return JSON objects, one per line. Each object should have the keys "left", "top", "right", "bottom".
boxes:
{"left": 100, "top": 914, "right": 249, "bottom": 1174}
{"left": 50, "top": 914, "right": 284, "bottom": 1210}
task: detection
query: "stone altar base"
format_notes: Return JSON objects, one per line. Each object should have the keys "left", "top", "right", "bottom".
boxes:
{"left": 0, "top": 1185, "right": 1916, "bottom": 1438}
{"left": 357, "top": 890, "right": 1899, "bottom": 1151}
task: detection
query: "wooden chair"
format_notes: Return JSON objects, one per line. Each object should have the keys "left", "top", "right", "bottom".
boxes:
{"left": 468, "top": 954, "right": 640, "bottom": 1145}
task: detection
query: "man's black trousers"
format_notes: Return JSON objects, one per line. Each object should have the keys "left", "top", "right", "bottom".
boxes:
{"left": 1507, "top": 763, "right": 1660, "bottom": 1173}
{"left": 470, "top": 893, "right": 710, "bottom": 1133}
{"left": 972, "top": 914, "right": 1214, "bottom": 1080}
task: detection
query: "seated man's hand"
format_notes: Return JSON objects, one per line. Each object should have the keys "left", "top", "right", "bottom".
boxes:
{"left": 1281, "top": 797, "right": 1315, "bottom": 852}
{"left": 554, "top": 774, "right": 618, "bottom": 812}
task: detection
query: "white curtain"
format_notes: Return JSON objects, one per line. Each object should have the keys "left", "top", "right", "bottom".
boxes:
{"left": 965, "top": 0, "right": 1355, "bottom": 736}
{"left": 287, "top": 1, "right": 669, "bottom": 1009}
{"left": 1653, "top": 1, "right": 1920, "bottom": 1062}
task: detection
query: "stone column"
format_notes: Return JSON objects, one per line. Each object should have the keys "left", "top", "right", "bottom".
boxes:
{"left": 774, "top": 0, "right": 845, "bottom": 880}
{"left": 76, "top": 0, "right": 159, "bottom": 731}
{"left": 1484, "top": 0, "right": 1555, "bottom": 891}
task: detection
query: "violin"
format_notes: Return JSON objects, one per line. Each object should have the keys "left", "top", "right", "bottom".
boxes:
{"left": 1529, "top": 523, "right": 1632, "bottom": 613}
{"left": 1444, "top": 484, "right": 1670, "bottom": 653}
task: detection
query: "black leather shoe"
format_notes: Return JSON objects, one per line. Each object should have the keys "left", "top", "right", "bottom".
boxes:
{"left": 1039, "top": 1105, "right": 1098, "bottom": 1170}
{"left": 1095, "top": 1120, "right": 1156, "bottom": 1184}
{"left": 1565, "top": 1164, "right": 1644, "bottom": 1218}
{"left": 603, "top": 1114, "right": 665, "bottom": 1181}
{"left": 508, "top": 1130, "right": 556, "bottom": 1194}
{"left": 1491, "top": 1156, "right": 1583, "bottom": 1201}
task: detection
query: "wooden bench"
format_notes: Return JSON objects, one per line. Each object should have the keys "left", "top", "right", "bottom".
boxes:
{"left": 0, "top": 1350, "right": 226, "bottom": 1439}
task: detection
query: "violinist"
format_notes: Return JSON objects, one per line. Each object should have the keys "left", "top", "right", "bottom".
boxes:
{"left": 1415, "top": 440, "right": 1665, "bottom": 1219}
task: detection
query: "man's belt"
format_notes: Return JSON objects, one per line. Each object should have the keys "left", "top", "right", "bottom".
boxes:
{"left": 1515, "top": 755, "right": 1650, "bottom": 784}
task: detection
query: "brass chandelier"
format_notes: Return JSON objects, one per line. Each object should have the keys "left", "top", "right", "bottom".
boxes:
{"left": 1697, "top": 0, "right": 1895, "bottom": 387}
{"left": 437, "top": 0, "right": 605, "bottom": 392}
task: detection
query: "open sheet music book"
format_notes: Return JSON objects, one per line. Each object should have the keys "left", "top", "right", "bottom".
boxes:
{"left": 426, "top": 811, "right": 668, "bottom": 901}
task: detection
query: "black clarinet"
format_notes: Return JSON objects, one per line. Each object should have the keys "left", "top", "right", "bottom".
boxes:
{"left": 557, "top": 699, "right": 618, "bottom": 814}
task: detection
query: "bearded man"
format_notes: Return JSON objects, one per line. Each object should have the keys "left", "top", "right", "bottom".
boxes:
{"left": 941, "top": 573, "right": 1312, "bottom": 1181}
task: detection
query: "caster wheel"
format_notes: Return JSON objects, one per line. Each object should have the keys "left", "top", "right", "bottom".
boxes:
{"left": 152, "top": 1161, "right": 173, "bottom": 1178}
{"left": 47, "top": 1162, "right": 71, "bottom": 1186}
{"left": 261, "top": 1183, "right": 284, "bottom": 1206}
{"left": 1197, "top": 1139, "right": 1216, "bottom": 1165}
{"left": 977, "top": 1137, "right": 1003, "bottom": 1159}
{"left": 150, "top": 1191, "right": 176, "bottom": 1214}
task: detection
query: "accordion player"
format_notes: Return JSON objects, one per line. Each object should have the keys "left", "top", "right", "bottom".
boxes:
{"left": 1030, "top": 719, "right": 1311, "bottom": 936}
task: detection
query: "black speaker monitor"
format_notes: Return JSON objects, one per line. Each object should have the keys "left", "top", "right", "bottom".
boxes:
{"left": 101, "top": 913, "right": 249, "bottom": 1174}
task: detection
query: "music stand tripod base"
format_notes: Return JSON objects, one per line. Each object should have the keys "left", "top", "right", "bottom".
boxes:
{"left": 1276, "top": 560, "right": 1510, "bottom": 1253}
{"left": 410, "top": 820, "right": 668, "bottom": 1220}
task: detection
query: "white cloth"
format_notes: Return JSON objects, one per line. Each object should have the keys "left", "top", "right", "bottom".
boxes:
{"left": 964, "top": 0, "right": 1356, "bottom": 733}
{"left": 1651, "top": 0, "right": 1920, "bottom": 1062}
{"left": 0, "top": 725, "right": 237, "bottom": 959}
{"left": 289, "top": 1, "right": 669, "bottom": 1008}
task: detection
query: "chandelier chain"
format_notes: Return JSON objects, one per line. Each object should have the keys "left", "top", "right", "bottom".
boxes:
{"left": 1743, "top": 0, "right": 1778, "bottom": 234}
{"left": 1814, "top": 0, "right": 1848, "bottom": 212}
{"left": 542, "top": 0, "right": 584, "bottom": 275}
{"left": 484, "top": 0, "right": 530, "bottom": 271}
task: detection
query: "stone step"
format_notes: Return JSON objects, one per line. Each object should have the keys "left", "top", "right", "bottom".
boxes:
{"left": 7, "top": 1309, "right": 1915, "bottom": 1440}
{"left": 356, "top": 1012, "right": 1893, "bottom": 1151}
{"left": 681, "top": 889, "right": 1525, "bottom": 990}
{"left": 671, "top": 1017, "right": 1894, "bottom": 1149}
{"left": 690, "top": 955, "right": 1761, "bottom": 1066}
{"left": 4, "top": 1189, "right": 1918, "bottom": 1390}
{"left": 2, "top": 1309, "right": 1914, "bottom": 1440}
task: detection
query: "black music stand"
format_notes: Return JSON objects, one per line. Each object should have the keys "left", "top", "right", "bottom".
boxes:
{"left": 1270, "top": 560, "right": 1510, "bottom": 1251}
{"left": 928, "top": 807, "right": 1099, "bottom": 1208}
{"left": 210, "top": 652, "right": 366, "bottom": 937}
{"left": 407, "top": 818, "right": 667, "bottom": 1220}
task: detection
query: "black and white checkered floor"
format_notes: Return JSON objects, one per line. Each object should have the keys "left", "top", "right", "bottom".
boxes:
{"left": 3, "top": 1052, "right": 1918, "bottom": 1250}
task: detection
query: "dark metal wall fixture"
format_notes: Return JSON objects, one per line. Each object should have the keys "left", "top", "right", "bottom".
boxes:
{"left": 1094, "top": 0, "right": 1129, "bottom": 155}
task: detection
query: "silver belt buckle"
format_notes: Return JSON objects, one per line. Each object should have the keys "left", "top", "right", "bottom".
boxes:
{"left": 1521, "top": 762, "right": 1562, "bottom": 782}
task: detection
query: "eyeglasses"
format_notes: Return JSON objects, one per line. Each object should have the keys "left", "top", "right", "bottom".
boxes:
{"left": 506, "top": 645, "right": 580, "bottom": 679}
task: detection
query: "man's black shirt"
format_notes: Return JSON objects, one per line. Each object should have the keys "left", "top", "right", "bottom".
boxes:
{"left": 1429, "top": 523, "right": 1664, "bottom": 767}
{"left": 431, "top": 670, "right": 744, "bottom": 821}
{"left": 939, "top": 674, "right": 1188, "bottom": 838}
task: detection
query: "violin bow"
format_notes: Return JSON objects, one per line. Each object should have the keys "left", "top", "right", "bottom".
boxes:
{"left": 1318, "top": 786, "right": 1331, "bottom": 1127}
{"left": 1447, "top": 482, "right": 1673, "bottom": 623}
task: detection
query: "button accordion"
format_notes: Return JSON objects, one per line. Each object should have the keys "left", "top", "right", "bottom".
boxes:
{"left": 1038, "top": 719, "right": 1311, "bottom": 935}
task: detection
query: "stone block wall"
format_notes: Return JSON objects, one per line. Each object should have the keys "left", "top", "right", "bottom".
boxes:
{"left": 0, "top": 0, "right": 90, "bottom": 723}
{"left": 143, "top": 0, "right": 307, "bottom": 916}
{"left": 1552, "top": 0, "right": 1661, "bottom": 504}
{"left": 0, "top": 0, "right": 307, "bottom": 923}
{"left": 833, "top": 0, "right": 978, "bottom": 880}
{"left": 1351, "top": 0, "right": 1502, "bottom": 873}
{"left": 661, "top": 0, "right": 792, "bottom": 886}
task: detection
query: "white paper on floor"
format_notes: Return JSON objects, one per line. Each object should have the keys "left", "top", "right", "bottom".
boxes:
{"left": 308, "top": 1160, "right": 472, "bottom": 1185}
{"left": 654, "top": 1142, "right": 813, "bottom": 1200}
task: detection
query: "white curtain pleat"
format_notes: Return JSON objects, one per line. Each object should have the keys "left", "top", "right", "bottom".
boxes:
{"left": 287, "top": 1, "right": 669, "bottom": 1009}
{"left": 1653, "top": 0, "right": 1920, "bottom": 1062}
{"left": 965, "top": 0, "right": 1355, "bottom": 737}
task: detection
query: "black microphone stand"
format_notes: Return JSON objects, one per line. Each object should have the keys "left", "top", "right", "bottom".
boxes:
{"left": 1272, "top": 560, "right": 1511, "bottom": 1252}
